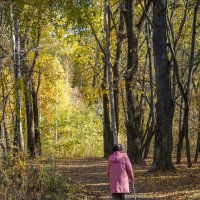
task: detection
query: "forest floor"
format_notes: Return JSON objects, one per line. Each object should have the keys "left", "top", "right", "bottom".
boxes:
{"left": 45, "top": 157, "right": 200, "bottom": 200}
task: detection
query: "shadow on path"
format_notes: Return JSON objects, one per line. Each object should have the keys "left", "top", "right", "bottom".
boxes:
{"left": 55, "top": 157, "right": 200, "bottom": 200}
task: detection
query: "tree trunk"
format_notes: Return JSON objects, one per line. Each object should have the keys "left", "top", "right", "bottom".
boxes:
{"left": 194, "top": 85, "right": 200, "bottom": 162}
{"left": 150, "top": 0, "right": 175, "bottom": 171}
{"left": 24, "top": 78, "right": 35, "bottom": 158}
{"left": 88, "top": 9, "right": 114, "bottom": 156}
{"left": 19, "top": 28, "right": 36, "bottom": 158}
{"left": 176, "top": 99, "right": 184, "bottom": 164}
{"left": 178, "top": 98, "right": 183, "bottom": 149}
{"left": 142, "top": 21, "right": 155, "bottom": 159}
{"left": 102, "top": 61, "right": 113, "bottom": 158}
{"left": 168, "top": 0, "right": 199, "bottom": 167}
{"left": 0, "top": 68, "right": 11, "bottom": 153}
{"left": 146, "top": 22, "right": 155, "bottom": 127}
{"left": 11, "top": 11, "right": 24, "bottom": 154}
{"left": 113, "top": 2, "right": 125, "bottom": 133}
{"left": 21, "top": 16, "right": 40, "bottom": 158}
{"left": 143, "top": 119, "right": 154, "bottom": 159}
{"left": 0, "top": 128, "right": 6, "bottom": 158}
{"left": 182, "top": 0, "right": 199, "bottom": 167}
{"left": 184, "top": 104, "right": 192, "bottom": 168}
{"left": 123, "top": 0, "right": 143, "bottom": 164}
{"left": 194, "top": 110, "right": 200, "bottom": 162}
{"left": 32, "top": 81, "right": 41, "bottom": 156}
{"left": 104, "top": 0, "right": 118, "bottom": 144}
{"left": 194, "top": 132, "right": 200, "bottom": 162}
{"left": 176, "top": 97, "right": 192, "bottom": 167}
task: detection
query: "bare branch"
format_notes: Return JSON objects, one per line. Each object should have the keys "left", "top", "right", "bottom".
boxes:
{"left": 136, "top": 0, "right": 153, "bottom": 32}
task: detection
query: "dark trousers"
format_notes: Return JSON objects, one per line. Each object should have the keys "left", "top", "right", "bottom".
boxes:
{"left": 112, "top": 193, "right": 127, "bottom": 200}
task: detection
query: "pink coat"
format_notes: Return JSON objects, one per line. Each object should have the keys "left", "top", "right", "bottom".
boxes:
{"left": 107, "top": 151, "right": 134, "bottom": 194}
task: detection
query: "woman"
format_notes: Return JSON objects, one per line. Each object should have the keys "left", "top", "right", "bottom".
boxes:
{"left": 107, "top": 144, "right": 134, "bottom": 200}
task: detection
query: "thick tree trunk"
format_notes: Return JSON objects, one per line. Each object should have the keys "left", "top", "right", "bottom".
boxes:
{"left": 24, "top": 79, "right": 35, "bottom": 158}
{"left": 150, "top": 0, "right": 175, "bottom": 171}
{"left": 104, "top": 0, "right": 118, "bottom": 144}
{"left": 123, "top": 0, "right": 143, "bottom": 164}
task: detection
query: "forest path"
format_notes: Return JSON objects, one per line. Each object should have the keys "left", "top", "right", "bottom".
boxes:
{"left": 54, "top": 157, "right": 200, "bottom": 200}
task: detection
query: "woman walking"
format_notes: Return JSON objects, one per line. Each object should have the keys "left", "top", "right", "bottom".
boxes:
{"left": 107, "top": 144, "right": 134, "bottom": 200}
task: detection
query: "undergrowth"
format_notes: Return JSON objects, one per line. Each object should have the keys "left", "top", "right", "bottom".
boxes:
{"left": 0, "top": 155, "right": 73, "bottom": 200}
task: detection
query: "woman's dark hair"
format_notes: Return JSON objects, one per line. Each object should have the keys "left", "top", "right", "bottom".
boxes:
{"left": 112, "top": 144, "right": 123, "bottom": 152}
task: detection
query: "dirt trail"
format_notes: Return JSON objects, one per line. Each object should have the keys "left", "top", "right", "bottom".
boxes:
{"left": 55, "top": 158, "right": 200, "bottom": 200}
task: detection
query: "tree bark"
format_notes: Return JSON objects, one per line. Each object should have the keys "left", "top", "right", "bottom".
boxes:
{"left": 194, "top": 110, "right": 200, "bottom": 162}
{"left": 194, "top": 132, "right": 200, "bottom": 162}
{"left": 24, "top": 77, "right": 35, "bottom": 158}
{"left": 176, "top": 99, "right": 184, "bottom": 164}
{"left": 194, "top": 82, "right": 200, "bottom": 162}
{"left": 0, "top": 64, "right": 11, "bottom": 153}
{"left": 20, "top": 30, "right": 37, "bottom": 158}
{"left": 123, "top": 0, "right": 143, "bottom": 164}
{"left": 32, "top": 79, "right": 41, "bottom": 156}
{"left": 142, "top": 21, "right": 155, "bottom": 159}
{"left": 150, "top": 0, "right": 175, "bottom": 171}
{"left": 21, "top": 17, "right": 40, "bottom": 158}
{"left": 176, "top": 98, "right": 192, "bottom": 167}
{"left": 1, "top": 94, "right": 11, "bottom": 154}
{"left": 11, "top": 9, "right": 25, "bottom": 154}
{"left": 102, "top": 61, "right": 113, "bottom": 158}
{"left": 0, "top": 126, "right": 6, "bottom": 158}
{"left": 104, "top": 0, "right": 118, "bottom": 144}
{"left": 143, "top": 119, "right": 154, "bottom": 159}
{"left": 113, "top": 3, "right": 125, "bottom": 133}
